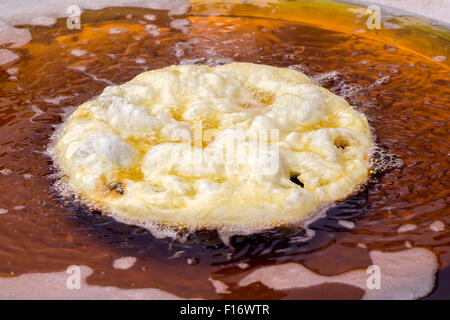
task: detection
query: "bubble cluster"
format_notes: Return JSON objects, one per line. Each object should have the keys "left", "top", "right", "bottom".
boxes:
{"left": 369, "top": 144, "right": 404, "bottom": 175}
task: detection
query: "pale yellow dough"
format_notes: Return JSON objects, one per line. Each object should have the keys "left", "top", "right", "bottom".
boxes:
{"left": 54, "top": 63, "right": 373, "bottom": 229}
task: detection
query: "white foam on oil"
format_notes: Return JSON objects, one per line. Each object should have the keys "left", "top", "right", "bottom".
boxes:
{"left": 431, "top": 56, "right": 447, "bottom": 62}
{"left": 0, "top": 0, "right": 189, "bottom": 27}
{"left": 398, "top": 223, "right": 418, "bottom": 234}
{"left": 6, "top": 67, "right": 18, "bottom": 75}
{"left": 168, "top": 250, "right": 185, "bottom": 259}
{"left": 144, "top": 24, "right": 160, "bottom": 37}
{"left": 208, "top": 277, "right": 231, "bottom": 294}
{"left": 180, "top": 57, "right": 234, "bottom": 67}
{"left": 108, "top": 27, "right": 128, "bottom": 35}
{"left": 112, "top": 256, "right": 137, "bottom": 270}
{"left": 311, "top": 71, "right": 363, "bottom": 100}
{"left": 0, "top": 208, "right": 8, "bottom": 215}
{"left": 239, "top": 248, "right": 439, "bottom": 300}
{"left": 0, "top": 266, "right": 192, "bottom": 299}
{"left": 369, "top": 144, "right": 404, "bottom": 174}
{"left": 30, "top": 16, "right": 57, "bottom": 26}
{"left": 0, "top": 49, "right": 19, "bottom": 66}
{"left": 237, "top": 262, "right": 250, "bottom": 269}
{"left": 0, "top": 168, "right": 12, "bottom": 175}
{"left": 214, "top": 203, "right": 336, "bottom": 247}
{"left": 186, "top": 257, "right": 199, "bottom": 265}
{"left": 309, "top": 70, "right": 392, "bottom": 107}
{"left": 70, "top": 49, "right": 88, "bottom": 57}
{"left": 43, "top": 96, "right": 70, "bottom": 105}
{"left": 143, "top": 14, "right": 156, "bottom": 21}
{"left": 0, "top": 0, "right": 190, "bottom": 61}
{"left": 338, "top": 219, "right": 355, "bottom": 229}
{"left": 29, "top": 105, "right": 45, "bottom": 123}
{"left": 429, "top": 220, "right": 446, "bottom": 232}
{"left": 170, "top": 18, "right": 190, "bottom": 34}
{"left": 0, "top": 20, "right": 31, "bottom": 48}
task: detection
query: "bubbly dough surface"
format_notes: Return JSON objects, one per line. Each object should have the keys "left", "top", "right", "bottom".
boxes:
{"left": 54, "top": 63, "right": 373, "bottom": 229}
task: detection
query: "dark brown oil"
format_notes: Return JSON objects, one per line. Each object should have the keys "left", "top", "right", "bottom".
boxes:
{"left": 0, "top": 1, "right": 449, "bottom": 299}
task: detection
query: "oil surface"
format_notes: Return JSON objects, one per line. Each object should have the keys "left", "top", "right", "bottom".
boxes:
{"left": 0, "top": 1, "right": 449, "bottom": 299}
